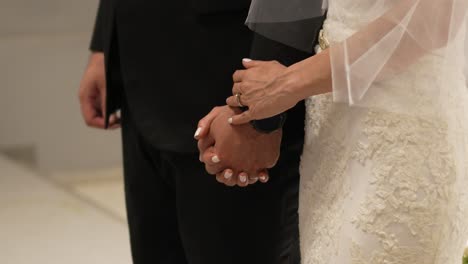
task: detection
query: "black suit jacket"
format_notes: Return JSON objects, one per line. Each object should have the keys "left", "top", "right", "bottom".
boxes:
{"left": 90, "top": 0, "right": 323, "bottom": 152}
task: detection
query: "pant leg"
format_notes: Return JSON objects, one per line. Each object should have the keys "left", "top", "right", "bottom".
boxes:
{"left": 121, "top": 105, "right": 188, "bottom": 264}
{"left": 163, "top": 142, "right": 303, "bottom": 264}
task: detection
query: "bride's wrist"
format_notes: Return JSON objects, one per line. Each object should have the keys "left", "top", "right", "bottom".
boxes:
{"left": 282, "top": 50, "right": 333, "bottom": 100}
{"left": 278, "top": 66, "right": 316, "bottom": 102}
{"left": 273, "top": 70, "right": 309, "bottom": 103}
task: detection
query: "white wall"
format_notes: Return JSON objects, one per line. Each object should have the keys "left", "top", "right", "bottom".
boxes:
{"left": 0, "top": 0, "right": 122, "bottom": 172}
{"left": 465, "top": 24, "right": 468, "bottom": 86}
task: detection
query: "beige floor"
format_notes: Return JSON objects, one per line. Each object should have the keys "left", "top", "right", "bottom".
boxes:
{"left": 0, "top": 155, "right": 131, "bottom": 264}
{"left": 50, "top": 167, "right": 127, "bottom": 221}
{"left": 72, "top": 178, "right": 127, "bottom": 220}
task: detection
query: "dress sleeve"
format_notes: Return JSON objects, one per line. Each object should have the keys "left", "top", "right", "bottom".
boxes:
{"left": 329, "top": 0, "right": 468, "bottom": 108}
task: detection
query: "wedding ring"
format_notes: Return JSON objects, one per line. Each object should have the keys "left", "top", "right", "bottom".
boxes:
{"left": 235, "top": 93, "right": 245, "bottom": 108}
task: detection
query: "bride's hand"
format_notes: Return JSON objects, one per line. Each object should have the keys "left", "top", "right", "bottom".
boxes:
{"left": 226, "top": 59, "right": 304, "bottom": 125}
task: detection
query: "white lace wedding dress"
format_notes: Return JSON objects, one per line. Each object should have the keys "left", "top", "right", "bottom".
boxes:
{"left": 299, "top": 0, "right": 468, "bottom": 263}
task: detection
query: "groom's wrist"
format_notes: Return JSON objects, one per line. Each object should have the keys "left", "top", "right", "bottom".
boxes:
{"left": 250, "top": 113, "right": 287, "bottom": 134}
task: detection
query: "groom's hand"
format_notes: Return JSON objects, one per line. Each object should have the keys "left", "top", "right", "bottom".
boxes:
{"left": 78, "top": 52, "right": 120, "bottom": 129}
{"left": 195, "top": 106, "right": 282, "bottom": 187}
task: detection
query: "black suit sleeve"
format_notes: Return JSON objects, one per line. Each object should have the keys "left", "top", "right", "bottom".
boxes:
{"left": 191, "top": 0, "right": 251, "bottom": 14}
{"left": 90, "top": 0, "right": 105, "bottom": 52}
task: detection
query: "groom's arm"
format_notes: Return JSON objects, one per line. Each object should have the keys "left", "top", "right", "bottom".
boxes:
{"left": 90, "top": 0, "right": 105, "bottom": 52}
{"left": 79, "top": 0, "right": 121, "bottom": 130}
{"left": 191, "top": 0, "right": 251, "bottom": 14}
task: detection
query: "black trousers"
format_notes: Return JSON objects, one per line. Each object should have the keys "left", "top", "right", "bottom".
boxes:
{"left": 121, "top": 102, "right": 303, "bottom": 264}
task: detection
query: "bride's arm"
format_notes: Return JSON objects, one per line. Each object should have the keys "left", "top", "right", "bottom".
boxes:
{"left": 226, "top": 0, "right": 467, "bottom": 124}
{"left": 283, "top": 0, "right": 468, "bottom": 102}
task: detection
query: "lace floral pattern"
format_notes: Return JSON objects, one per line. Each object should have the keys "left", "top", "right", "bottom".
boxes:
{"left": 300, "top": 94, "right": 350, "bottom": 264}
{"left": 349, "top": 110, "right": 457, "bottom": 264}
{"left": 301, "top": 96, "right": 468, "bottom": 264}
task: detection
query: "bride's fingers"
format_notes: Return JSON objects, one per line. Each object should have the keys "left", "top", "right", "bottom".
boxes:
{"left": 258, "top": 170, "right": 270, "bottom": 183}
{"left": 195, "top": 107, "right": 221, "bottom": 140}
{"left": 250, "top": 169, "right": 269, "bottom": 184}
{"left": 232, "top": 81, "right": 258, "bottom": 96}
{"left": 197, "top": 135, "right": 215, "bottom": 160}
{"left": 202, "top": 147, "right": 223, "bottom": 175}
{"left": 228, "top": 111, "right": 253, "bottom": 125}
{"left": 248, "top": 174, "right": 259, "bottom": 185}
{"left": 215, "top": 169, "right": 259, "bottom": 187}
{"left": 232, "top": 69, "right": 246, "bottom": 83}
{"left": 216, "top": 169, "right": 237, "bottom": 187}
{"left": 237, "top": 172, "right": 250, "bottom": 187}
{"left": 231, "top": 83, "right": 243, "bottom": 96}
{"left": 226, "top": 95, "right": 241, "bottom": 108}
{"left": 242, "top": 58, "right": 265, "bottom": 69}
{"left": 226, "top": 86, "right": 253, "bottom": 108}
{"left": 224, "top": 170, "right": 238, "bottom": 187}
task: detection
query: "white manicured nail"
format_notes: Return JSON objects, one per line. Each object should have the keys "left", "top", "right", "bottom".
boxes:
{"left": 259, "top": 175, "right": 268, "bottom": 182}
{"left": 228, "top": 118, "right": 233, "bottom": 124}
{"left": 239, "top": 174, "right": 247, "bottom": 183}
{"left": 224, "top": 171, "right": 233, "bottom": 179}
{"left": 243, "top": 58, "right": 252, "bottom": 62}
{"left": 211, "top": 155, "right": 220, "bottom": 163}
{"left": 194, "top": 127, "right": 202, "bottom": 138}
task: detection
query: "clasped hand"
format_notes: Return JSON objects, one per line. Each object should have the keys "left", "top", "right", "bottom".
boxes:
{"left": 195, "top": 59, "right": 289, "bottom": 187}
{"left": 195, "top": 105, "right": 281, "bottom": 187}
